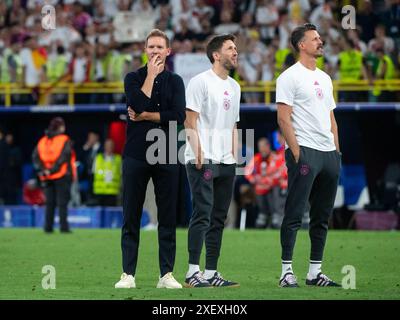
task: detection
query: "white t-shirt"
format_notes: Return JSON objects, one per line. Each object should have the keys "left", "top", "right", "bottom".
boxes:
{"left": 20, "top": 48, "right": 41, "bottom": 87}
{"left": 276, "top": 61, "right": 336, "bottom": 152}
{"left": 185, "top": 69, "right": 241, "bottom": 164}
{"left": 73, "top": 57, "right": 88, "bottom": 84}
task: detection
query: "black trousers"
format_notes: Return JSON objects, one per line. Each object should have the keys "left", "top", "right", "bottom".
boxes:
{"left": 186, "top": 163, "right": 236, "bottom": 270}
{"left": 43, "top": 176, "right": 71, "bottom": 232}
{"left": 121, "top": 156, "right": 179, "bottom": 277}
{"left": 281, "top": 146, "right": 341, "bottom": 262}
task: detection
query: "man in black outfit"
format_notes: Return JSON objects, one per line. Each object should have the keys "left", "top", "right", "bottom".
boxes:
{"left": 115, "top": 29, "right": 186, "bottom": 289}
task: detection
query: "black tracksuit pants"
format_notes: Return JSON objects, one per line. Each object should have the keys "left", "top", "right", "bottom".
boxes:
{"left": 121, "top": 156, "right": 179, "bottom": 277}
{"left": 281, "top": 146, "right": 341, "bottom": 262}
{"left": 186, "top": 162, "right": 236, "bottom": 270}
{"left": 44, "top": 176, "right": 71, "bottom": 232}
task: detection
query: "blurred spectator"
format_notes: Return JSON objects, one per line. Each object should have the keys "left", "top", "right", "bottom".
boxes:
{"left": 337, "top": 35, "right": 370, "bottom": 101}
{"left": 110, "top": 43, "right": 133, "bottom": 102}
{"left": 255, "top": 0, "right": 279, "bottom": 42}
{"left": 309, "top": 0, "right": 337, "bottom": 30}
{"left": 0, "top": 2, "right": 7, "bottom": 30}
{"left": 346, "top": 29, "right": 367, "bottom": 55}
{"left": 80, "top": 130, "right": 102, "bottom": 204}
{"left": 0, "top": 38, "right": 22, "bottom": 84}
{"left": 132, "top": 0, "right": 158, "bottom": 20}
{"left": 273, "top": 37, "right": 296, "bottom": 79}
{"left": 7, "top": 0, "right": 26, "bottom": 27}
{"left": 0, "top": 126, "right": 8, "bottom": 205}
{"left": 381, "top": 0, "right": 400, "bottom": 42}
{"left": 245, "top": 137, "right": 287, "bottom": 229}
{"left": 20, "top": 36, "right": 46, "bottom": 87}
{"left": 23, "top": 178, "right": 46, "bottom": 206}
{"left": 356, "top": 0, "right": 381, "bottom": 43}
{"left": 372, "top": 47, "right": 397, "bottom": 102}
{"left": 4, "top": 132, "right": 23, "bottom": 204}
{"left": 155, "top": 4, "right": 174, "bottom": 40}
{"left": 172, "top": 0, "right": 201, "bottom": 33}
{"left": 214, "top": 8, "right": 240, "bottom": 35}
{"left": 173, "top": 18, "right": 197, "bottom": 41}
{"left": 69, "top": 144, "right": 81, "bottom": 207}
{"left": 49, "top": 12, "right": 82, "bottom": 50}
{"left": 237, "top": 30, "right": 265, "bottom": 102}
{"left": 368, "top": 24, "right": 395, "bottom": 55}
{"left": 288, "top": 0, "right": 310, "bottom": 24}
{"left": 277, "top": 8, "right": 297, "bottom": 50}
{"left": 93, "top": 0, "right": 113, "bottom": 25}
{"left": 72, "top": 1, "right": 93, "bottom": 35}
{"left": 192, "top": 0, "right": 215, "bottom": 22}
{"left": 337, "top": 36, "right": 367, "bottom": 79}
{"left": 45, "top": 45, "right": 69, "bottom": 83}
{"left": 260, "top": 47, "right": 276, "bottom": 81}
{"left": 92, "top": 138, "right": 121, "bottom": 206}
{"left": 68, "top": 42, "right": 91, "bottom": 84}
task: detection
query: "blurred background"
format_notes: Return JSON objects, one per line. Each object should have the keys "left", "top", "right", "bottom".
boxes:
{"left": 0, "top": 0, "right": 399, "bottom": 231}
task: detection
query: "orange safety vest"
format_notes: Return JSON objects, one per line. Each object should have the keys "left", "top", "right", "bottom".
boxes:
{"left": 37, "top": 134, "right": 70, "bottom": 181}
{"left": 71, "top": 149, "right": 77, "bottom": 182}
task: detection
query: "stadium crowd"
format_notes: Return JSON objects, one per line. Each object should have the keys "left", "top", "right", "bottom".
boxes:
{"left": 0, "top": 0, "right": 399, "bottom": 104}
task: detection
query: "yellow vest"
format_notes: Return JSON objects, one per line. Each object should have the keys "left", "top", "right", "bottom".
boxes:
{"left": 93, "top": 153, "right": 122, "bottom": 195}
{"left": 316, "top": 56, "right": 325, "bottom": 70}
{"left": 339, "top": 50, "right": 363, "bottom": 80}
{"left": 376, "top": 54, "right": 395, "bottom": 80}
{"left": 109, "top": 53, "right": 132, "bottom": 81}
{"left": 1, "top": 49, "right": 22, "bottom": 83}
{"left": 274, "top": 48, "right": 291, "bottom": 79}
{"left": 46, "top": 55, "right": 68, "bottom": 82}
{"left": 373, "top": 54, "right": 396, "bottom": 96}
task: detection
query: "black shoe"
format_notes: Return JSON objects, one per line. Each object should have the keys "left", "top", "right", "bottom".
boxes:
{"left": 184, "top": 271, "right": 213, "bottom": 288}
{"left": 306, "top": 272, "right": 341, "bottom": 287}
{"left": 44, "top": 228, "right": 53, "bottom": 233}
{"left": 60, "top": 229, "right": 72, "bottom": 233}
{"left": 206, "top": 272, "right": 240, "bottom": 288}
{"left": 279, "top": 272, "right": 299, "bottom": 288}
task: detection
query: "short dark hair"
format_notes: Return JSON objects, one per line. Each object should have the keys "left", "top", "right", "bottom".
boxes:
{"left": 145, "top": 29, "right": 170, "bottom": 48}
{"left": 48, "top": 117, "right": 65, "bottom": 133}
{"left": 206, "top": 34, "right": 236, "bottom": 64}
{"left": 290, "top": 23, "right": 317, "bottom": 52}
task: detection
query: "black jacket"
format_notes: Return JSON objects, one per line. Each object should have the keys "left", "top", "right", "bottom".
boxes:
{"left": 123, "top": 66, "right": 186, "bottom": 161}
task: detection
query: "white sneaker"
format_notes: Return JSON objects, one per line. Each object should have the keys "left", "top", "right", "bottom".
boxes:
{"left": 115, "top": 273, "right": 136, "bottom": 288}
{"left": 156, "top": 272, "right": 182, "bottom": 289}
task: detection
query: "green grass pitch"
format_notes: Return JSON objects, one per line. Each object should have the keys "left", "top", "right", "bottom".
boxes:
{"left": 0, "top": 229, "right": 399, "bottom": 300}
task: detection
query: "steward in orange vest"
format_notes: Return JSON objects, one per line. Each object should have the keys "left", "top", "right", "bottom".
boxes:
{"left": 33, "top": 124, "right": 74, "bottom": 182}
{"left": 32, "top": 117, "right": 74, "bottom": 233}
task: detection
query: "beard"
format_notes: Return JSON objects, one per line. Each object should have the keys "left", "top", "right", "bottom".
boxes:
{"left": 222, "top": 59, "right": 237, "bottom": 71}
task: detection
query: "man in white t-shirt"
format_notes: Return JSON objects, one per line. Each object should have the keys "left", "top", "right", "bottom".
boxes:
{"left": 184, "top": 34, "right": 241, "bottom": 288}
{"left": 276, "top": 23, "right": 341, "bottom": 288}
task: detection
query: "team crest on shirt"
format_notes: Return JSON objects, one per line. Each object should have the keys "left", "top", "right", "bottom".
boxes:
{"left": 315, "top": 87, "right": 324, "bottom": 99}
{"left": 223, "top": 98, "right": 231, "bottom": 110}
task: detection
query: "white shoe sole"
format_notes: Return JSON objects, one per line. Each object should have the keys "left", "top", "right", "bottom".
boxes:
{"left": 115, "top": 283, "right": 136, "bottom": 288}
{"left": 156, "top": 284, "right": 182, "bottom": 289}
